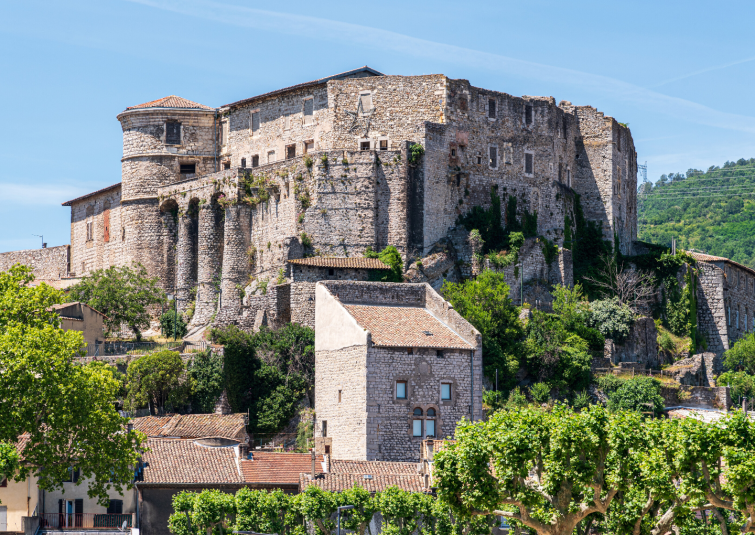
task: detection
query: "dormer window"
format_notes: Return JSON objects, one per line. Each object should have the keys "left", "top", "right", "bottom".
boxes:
{"left": 166, "top": 122, "right": 181, "bottom": 145}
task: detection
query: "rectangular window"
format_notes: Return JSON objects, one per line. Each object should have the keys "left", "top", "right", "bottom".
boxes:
{"left": 221, "top": 122, "right": 228, "bottom": 146}
{"left": 252, "top": 155, "right": 259, "bottom": 167}
{"left": 267, "top": 151, "right": 275, "bottom": 164}
{"left": 286, "top": 144, "right": 296, "bottom": 160}
{"left": 426, "top": 419, "right": 435, "bottom": 437}
{"left": 476, "top": 153, "right": 482, "bottom": 165}
{"left": 413, "top": 419, "right": 423, "bottom": 437}
{"left": 322, "top": 420, "right": 327, "bottom": 438}
{"left": 303, "top": 98, "right": 314, "bottom": 124}
{"left": 488, "top": 98, "right": 496, "bottom": 119}
{"left": 223, "top": 161, "right": 231, "bottom": 170}
{"left": 251, "top": 111, "right": 260, "bottom": 134}
{"left": 338, "top": 390, "right": 342, "bottom": 403}
{"left": 284, "top": 113, "right": 290, "bottom": 131}
{"left": 525, "top": 104, "right": 533, "bottom": 126}
{"left": 558, "top": 162, "right": 562, "bottom": 182}
{"left": 86, "top": 222, "right": 93, "bottom": 242}
{"left": 360, "top": 141, "right": 371, "bottom": 151}
{"left": 379, "top": 139, "right": 388, "bottom": 150}
{"left": 107, "top": 500, "right": 123, "bottom": 515}
{"left": 240, "top": 158, "right": 246, "bottom": 169}
{"left": 304, "top": 140, "right": 314, "bottom": 154}
{"left": 359, "top": 93, "right": 373, "bottom": 114}
{"left": 489, "top": 146, "right": 497, "bottom": 168}
{"left": 441, "top": 383, "right": 451, "bottom": 400}
{"left": 436, "top": 350, "right": 444, "bottom": 358}
{"left": 525, "top": 153, "right": 534, "bottom": 175}
{"left": 396, "top": 381, "right": 407, "bottom": 399}
{"left": 180, "top": 163, "right": 196, "bottom": 174}
{"left": 166, "top": 122, "right": 181, "bottom": 145}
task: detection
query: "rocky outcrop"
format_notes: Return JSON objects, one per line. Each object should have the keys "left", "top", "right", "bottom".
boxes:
{"left": 605, "top": 317, "right": 659, "bottom": 368}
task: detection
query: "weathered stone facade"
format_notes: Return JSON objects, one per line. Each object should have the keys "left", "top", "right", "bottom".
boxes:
{"left": 0, "top": 244, "right": 70, "bottom": 281}
{"left": 314, "top": 281, "right": 482, "bottom": 462}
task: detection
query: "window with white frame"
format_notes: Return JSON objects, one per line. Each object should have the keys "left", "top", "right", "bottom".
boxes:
{"left": 303, "top": 98, "right": 314, "bottom": 125}
{"left": 396, "top": 381, "right": 407, "bottom": 400}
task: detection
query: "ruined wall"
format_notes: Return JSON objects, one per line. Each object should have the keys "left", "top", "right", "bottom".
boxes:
{"left": 0, "top": 245, "right": 69, "bottom": 280}
{"left": 696, "top": 261, "right": 729, "bottom": 356}
{"left": 69, "top": 187, "right": 124, "bottom": 277}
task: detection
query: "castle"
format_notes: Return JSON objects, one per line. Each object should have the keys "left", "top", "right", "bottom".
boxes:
{"left": 0, "top": 66, "right": 637, "bottom": 334}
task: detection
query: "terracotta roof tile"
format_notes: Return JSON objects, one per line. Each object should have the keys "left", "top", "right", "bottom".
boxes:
{"left": 687, "top": 251, "right": 755, "bottom": 277}
{"left": 222, "top": 67, "right": 384, "bottom": 109}
{"left": 300, "top": 473, "right": 427, "bottom": 493}
{"left": 132, "top": 414, "right": 247, "bottom": 440}
{"left": 288, "top": 257, "right": 390, "bottom": 270}
{"left": 140, "top": 438, "right": 242, "bottom": 484}
{"left": 343, "top": 305, "right": 474, "bottom": 349}
{"left": 329, "top": 460, "right": 417, "bottom": 475}
{"left": 125, "top": 96, "right": 214, "bottom": 111}
{"left": 240, "top": 452, "right": 324, "bottom": 485}
{"left": 61, "top": 183, "right": 121, "bottom": 206}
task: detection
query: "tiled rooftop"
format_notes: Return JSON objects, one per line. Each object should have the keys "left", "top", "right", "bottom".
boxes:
{"left": 125, "top": 95, "right": 214, "bottom": 111}
{"left": 132, "top": 413, "right": 246, "bottom": 440}
{"left": 288, "top": 257, "right": 390, "bottom": 270}
{"left": 240, "top": 452, "right": 324, "bottom": 485}
{"left": 343, "top": 305, "right": 473, "bottom": 349}
{"left": 140, "top": 438, "right": 242, "bottom": 484}
{"left": 329, "top": 460, "right": 417, "bottom": 475}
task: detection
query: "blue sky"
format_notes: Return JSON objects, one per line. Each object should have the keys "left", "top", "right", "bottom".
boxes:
{"left": 1, "top": 0, "right": 754, "bottom": 252}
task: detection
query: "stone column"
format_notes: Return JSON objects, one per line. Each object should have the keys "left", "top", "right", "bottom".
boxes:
{"left": 175, "top": 210, "right": 198, "bottom": 313}
{"left": 218, "top": 203, "right": 251, "bottom": 318}
{"left": 190, "top": 203, "right": 224, "bottom": 326}
{"left": 161, "top": 210, "right": 178, "bottom": 296}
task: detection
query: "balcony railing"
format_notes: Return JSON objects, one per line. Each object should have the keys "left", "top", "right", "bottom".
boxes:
{"left": 40, "top": 513, "right": 133, "bottom": 530}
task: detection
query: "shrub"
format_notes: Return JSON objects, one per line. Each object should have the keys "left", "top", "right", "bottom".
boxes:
{"left": 364, "top": 246, "right": 403, "bottom": 283}
{"left": 607, "top": 377, "right": 664, "bottom": 416}
{"left": 160, "top": 309, "right": 187, "bottom": 340}
{"left": 530, "top": 382, "right": 551, "bottom": 404}
{"left": 597, "top": 374, "right": 625, "bottom": 395}
{"left": 300, "top": 232, "right": 312, "bottom": 248}
{"left": 572, "top": 390, "right": 591, "bottom": 410}
{"left": 588, "top": 297, "right": 634, "bottom": 344}
{"left": 408, "top": 143, "right": 425, "bottom": 165}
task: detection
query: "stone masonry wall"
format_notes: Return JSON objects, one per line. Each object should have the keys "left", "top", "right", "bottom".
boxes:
{"left": 0, "top": 245, "right": 69, "bottom": 280}
{"left": 69, "top": 187, "right": 124, "bottom": 277}
{"left": 290, "top": 282, "right": 316, "bottom": 328}
{"left": 320, "top": 280, "right": 426, "bottom": 307}
{"left": 696, "top": 261, "right": 729, "bottom": 356}
{"left": 722, "top": 260, "right": 755, "bottom": 346}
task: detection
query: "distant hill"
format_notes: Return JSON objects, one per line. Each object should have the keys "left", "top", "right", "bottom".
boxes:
{"left": 638, "top": 158, "right": 755, "bottom": 268}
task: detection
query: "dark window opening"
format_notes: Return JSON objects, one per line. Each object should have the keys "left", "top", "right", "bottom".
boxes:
{"left": 286, "top": 144, "right": 296, "bottom": 159}
{"left": 456, "top": 173, "right": 461, "bottom": 187}
{"left": 525, "top": 153, "right": 533, "bottom": 174}
{"left": 525, "top": 104, "right": 533, "bottom": 125}
{"left": 558, "top": 162, "right": 562, "bottom": 182}
{"left": 360, "top": 141, "right": 371, "bottom": 151}
{"left": 379, "top": 139, "right": 388, "bottom": 150}
{"left": 476, "top": 153, "right": 482, "bottom": 165}
{"left": 251, "top": 111, "right": 260, "bottom": 133}
{"left": 324, "top": 445, "right": 331, "bottom": 454}
{"left": 489, "top": 147, "right": 497, "bottom": 168}
{"left": 0, "top": 478, "right": 6, "bottom": 487}
{"left": 407, "top": 348, "right": 413, "bottom": 355}
{"left": 427, "top": 408, "right": 436, "bottom": 417}
{"left": 488, "top": 98, "right": 496, "bottom": 119}
{"left": 166, "top": 122, "right": 181, "bottom": 145}
{"left": 562, "top": 116, "right": 568, "bottom": 138}
{"left": 328, "top": 268, "right": 335, "bottom": 276}
{"left": 436, "top": 350, "right": 444, "bottom": 358}
{"left": 322, "top": 421, "right": 327, "bottom": 437}
{"left": 180, "top": 163, "right": 196, "bottom": 174}
{"left": 252, "top": 155, "right": 259, "bottom": 168}
{"left": 223, "top": 161, "right": 231, "bottom": 170}
{"left": 451, "top": 148, "right": 456, "bottom": 157}
{"left": 240, "top": 158, "right": 246, "bottom": 169}
{"left": 107, "top": 500, "right": 123, "bottom": 515}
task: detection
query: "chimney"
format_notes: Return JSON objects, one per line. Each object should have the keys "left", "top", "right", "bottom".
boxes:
{"left": 321, "top": 454, "right": 329, "bottom": 474}
{"left": 238, "top": 442, "right": 249, "bottom": 460}
{"left": 311, "top": 448, "right": 316, "bottom": 479}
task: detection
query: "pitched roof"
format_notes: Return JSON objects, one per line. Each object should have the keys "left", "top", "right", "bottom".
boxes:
{"left": 329, "top": 460, "right": 417, "bottom": 475}
{"left": 222, "top": 66, "right": 384, "bottom": 109}
{"left": 240, "top": 452, "right": 324, "bottom": 486}
{"left": 288, "top": 257, "right": 390, "bottom": 270}
{"left": 343, "top": 304, "right": 474, "bottom": 349}
{"left": 61, "top": 183, "right": 121, "bottom": 206}
{"left": 125, "top": 95, "right": 214, "bottom": 111}
{"left": 687, "top": 251, "right": 755, "bottom": 277}
{"left": 132, "top": 413, "right": 247, "bottom": 440}
{"left": 139, "top": 438, "right": 242, "bottom": 485}
{"left": 300, "top": 473, "right": 426, "bottom": 493}
{"left": 52, "top": 302, "right": 109, "bottom": 320}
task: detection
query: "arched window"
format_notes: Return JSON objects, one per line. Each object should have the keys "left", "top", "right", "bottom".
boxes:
{"left": 413, "top": 408, "right": 423, "bottom": 416}
{"left": 427, "top": 408, "right": 436, "bottom": 417}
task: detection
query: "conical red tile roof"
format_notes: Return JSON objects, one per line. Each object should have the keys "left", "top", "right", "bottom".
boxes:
{"left": 125, "top": 95, "right": 213, "bottom": 111}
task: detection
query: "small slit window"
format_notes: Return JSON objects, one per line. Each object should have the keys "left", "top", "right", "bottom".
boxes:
{"left": 489, "top": 146, "right": 497, "bottom": 169}
{"left": 303, "top": 98, "right": 314, "bottom": 124}
{"left": 252, "top": 155, "right": 259, "bottom": 168}
{"left": 180, "top": 163, "right": 196, "bottom": 174}
{"left": 240, "top": 158, "right": 246, "bottom": 169}
{"left": 488, "top": 98, "right": 496, "bottom": 119}
{"left": 166, "top": 122, "right": 181, "bottom": 145}
{"left": 338, "top": 390, "right": 342, "bottom": 403}
{"left": 251, "top": 111, "right": 260, "bottom": 133}
{"left": 525, "top": 153, "right": 534, "bottom": 175}
{"left": 525, "top": 105, "right": 533, "bottom": 126}
{"left": 322, "top": 420, "right": 327, "bottom": 437}
{"left": 396, "top": 381, "right": 407, "bottom": 399}
{"left": 286, "top": 144, "right": 296, "bottom": 160}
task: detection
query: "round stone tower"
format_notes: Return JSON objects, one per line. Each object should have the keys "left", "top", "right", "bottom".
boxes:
{"left": 116, "top": 96, "right": 217, "bottom": 292}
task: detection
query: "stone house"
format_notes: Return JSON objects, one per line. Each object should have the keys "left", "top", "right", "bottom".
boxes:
{"left": 51, "top": 302, "right": 107, "bottom": 347}
{"left": 689, "top": 252, "right": 755, "bottom": 359}
{"left": 314, "top": 280, "right": 482, "bottom": 462}
{"left": 1, "top": 67, "right": 637, "bottom": 334}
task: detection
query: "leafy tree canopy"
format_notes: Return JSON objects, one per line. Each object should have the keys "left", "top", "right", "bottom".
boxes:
{"left": 68, "top": 263, "right": 166, "bottom": 340}
{"left": 0, "top": 265, "right": 144, "bottom": 504}
{"left": 126, "top": 350, "right": 190, "bottom": 414}
{"left": 724, "top": 331, "right": 755, "bottom": 374}
{"left": 587, "top": 296, "right": 634, "bottom": 344}
{"left": 187, "top": 350, "right": 225, "bottom": 414}
{"left": 606, "top": 376, "right": 665, "bottom": 416}
{"left": 364, "top": 246, "right": 404, "bottom": 282}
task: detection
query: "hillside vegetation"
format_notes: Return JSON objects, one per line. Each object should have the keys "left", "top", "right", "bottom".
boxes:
{"left": 638, "top": 157, "right": 755, "bottom": 267}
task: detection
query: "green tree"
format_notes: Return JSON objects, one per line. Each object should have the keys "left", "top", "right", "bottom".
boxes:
{"left": 235, "top": 487, "right": 294, "bottom": 535}
{"left": 588, "top": 297, "right": 634, "bottom": 344}
{"left": 442, "top": 270, "right": 523, "bottom": 388}
{"left": 298, "top": 485, "right": 338, "bottom": 535}
{"left": 126, "top": 350, "right": 190, "bottom": 414}
{"left": 0, "top": 265, "right": 144, "bottom": 504}
{"left": 365, "top": 246, "right": 404, "bottom": 282}
{"left": 161, "top": 309, "right": 188, "bottom": 340}
{"left": 68, "top": 263, "right": 166, "bottom": 340}
{"left": 724, "top": 332, "right": 755, "bottom": 374}
{"left": 433, "top": 404, "right": 646, "bottom": 535}
{"left": 169, "top": 490, "right": 235, "bottom": 535}
{"left": 187, "top": 350, "right": 224, "bottom": 413}
{"left": 607, "top": 377, "right": 665, "bottom": 416}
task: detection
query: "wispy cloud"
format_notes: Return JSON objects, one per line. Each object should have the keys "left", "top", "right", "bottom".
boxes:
{"left": 0, "top": 182, "right": 87, "bottom": 206}
{"left": 124, "top": 0, "right": 755, "bottom": 134}
{"left": 648, "top": 56, "right": 755, "bottom": 89}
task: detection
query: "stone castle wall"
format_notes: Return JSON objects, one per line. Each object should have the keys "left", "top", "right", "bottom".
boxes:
{"left": 69, "top": 186, "right": 124, "bottom": 277}
{"left": 0, "top": 245, "right": 69, "bottom": 281}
